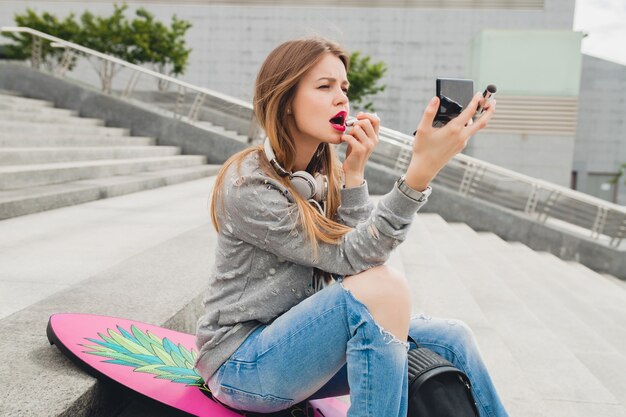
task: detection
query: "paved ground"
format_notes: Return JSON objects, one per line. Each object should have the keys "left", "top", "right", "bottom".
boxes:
{"left": 0, "top": 176, "right": 215, "bottom": 319}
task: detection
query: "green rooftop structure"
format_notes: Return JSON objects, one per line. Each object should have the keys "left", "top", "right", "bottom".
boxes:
{"left": 468, "top": 29, "right": 585, "bottom": 97}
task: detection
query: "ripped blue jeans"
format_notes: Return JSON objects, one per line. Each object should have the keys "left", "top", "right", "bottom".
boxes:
{"left": 207, "top": 279, "right": 509, "bottom": 417}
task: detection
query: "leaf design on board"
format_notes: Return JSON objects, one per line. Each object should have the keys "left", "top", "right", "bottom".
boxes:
{"left": 81, "top": 324, "right": 205, "bottom": 387}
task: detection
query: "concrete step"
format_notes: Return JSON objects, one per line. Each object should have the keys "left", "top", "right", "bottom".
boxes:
{"left": 445, "top": 225, "right": 626, "bottom": 415}
{"left": 0, "top": 89, "right": 23, "bottom": 96}
{"left": 0, "top": 155, "right": 207, "bottom": 190}
{"left": 0, "top": 103, "right": 77, "bottom": 117}
{"left": 401, "top": 215, "right": 490, "bottom": 326}
{"left": 525, "top": 251, "right": 626, "bottom": 410}
{"left": 504, "top": 246, "right": 626, "bottom": 413}
{"left": 0, "top": 134, "right": 156, "bottom": 147}
{"left": 419, "top": 217, "right": 625, "bottom": 417}
{"left": 0, "top": 220, "right": 217, "bottom": 416}
{"left": 535, "top": 252, "right": 626, "bottom": 328}
{"left": 450, "top": 225, "right": 626, "bottom": 320}
{"left": 400, "top": 214, "right": 549, "bottom": 417}
{"left": 0, "top": 164, "right": 221, "bottom": 220}
{"left": 0, "top": 176, "right": 216, "bottom": 317}
{"left": 0, "top": 111, "right": 105, "bottom": 126}
{"left": 600, "top": 271, "right": 626, "bottom": 290}
{"left": 0, "top": 120, "right": 128, "bottom": 136}
{"left": 194, "top": 120, "right": 249, "bottom": 143}
{"left": 566, "top": 260, "right": 626, "bottom": 298}
{"left": 0, "top": 146, "right": 181, "bottom": 165}
{"left": 0, "top": 94, "right": 54, "bottom": 108}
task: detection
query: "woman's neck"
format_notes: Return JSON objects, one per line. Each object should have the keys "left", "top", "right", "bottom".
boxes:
{"left": 292, "top": 138, "right": 321, "bottom": 172}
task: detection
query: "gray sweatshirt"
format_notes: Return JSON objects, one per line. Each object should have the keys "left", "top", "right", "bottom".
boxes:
{"left": 194, "top": 150, "right": 428, "bottom": 381}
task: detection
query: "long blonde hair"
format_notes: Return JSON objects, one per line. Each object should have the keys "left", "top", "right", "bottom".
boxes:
{"left": 211, "top": 37, "right": 353, "bottom": 261}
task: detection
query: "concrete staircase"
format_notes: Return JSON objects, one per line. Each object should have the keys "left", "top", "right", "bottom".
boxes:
{"left": 1, "top": 180, "right": 625, "bottom": 415}
{"left": 389, "top": 214, "right": 626, "bottom": 417}
{"left": 0, "top": 90, "right": 221, "bottom": 220}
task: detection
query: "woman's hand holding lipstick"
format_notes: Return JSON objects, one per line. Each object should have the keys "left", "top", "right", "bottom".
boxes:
{"left": 341, "top": 112, "right": 380, "bottom": 188}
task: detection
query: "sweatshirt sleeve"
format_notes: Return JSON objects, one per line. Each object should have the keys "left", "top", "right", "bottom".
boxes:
{"left": 336, "top": 181, "right": 375, "bottom": 227}
{"left": 219, "top": 173, "right": 427, "bottom": 276}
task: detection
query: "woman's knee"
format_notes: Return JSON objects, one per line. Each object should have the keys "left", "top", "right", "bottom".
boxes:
{"left": 341, "top": 266, "right": 412, "bottom": 341}
{"left": 342, "top": 265, "right": 411, "bottom": 305}
{"left": 412, "top": 315, "right": 476, "bottom": 347}
{"left": 444, "top": 319, "right": 476, "bottom": 345}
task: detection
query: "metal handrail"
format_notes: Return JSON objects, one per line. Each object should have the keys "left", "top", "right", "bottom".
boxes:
{"left": 375, "top": 120, "right": 625, "bottom": 247}
{"left": 1, "top": 27, "right": 252, "bottom": 110}
{"left": 2, "top": 26, "right": 624, "bottom": 247}
{"left": 1, "top": 26, "right": 259, "bottom": 142}
{"left": 376, "top": 127, "right": 626, "bottom": 213}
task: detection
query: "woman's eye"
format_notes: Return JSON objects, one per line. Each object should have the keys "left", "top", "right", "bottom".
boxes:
{"left": 318, "top": 85, "right": 348, "bottom": 96}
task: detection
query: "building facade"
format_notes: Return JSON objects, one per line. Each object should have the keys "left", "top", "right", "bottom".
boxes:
{"left": 1, "top": 0, "right": 624, "bottom": 203}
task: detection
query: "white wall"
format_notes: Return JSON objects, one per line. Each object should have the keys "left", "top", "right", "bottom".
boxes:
{"left": 0, "top": 0, "right": 574, "bottom": 133}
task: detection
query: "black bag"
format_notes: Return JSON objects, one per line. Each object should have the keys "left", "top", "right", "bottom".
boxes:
{"left": 407, "top": 336, "right": 479, "bottom": 417}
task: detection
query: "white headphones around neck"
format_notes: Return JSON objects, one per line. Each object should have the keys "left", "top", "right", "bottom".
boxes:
{"left": 263, "top": 137, "right": 328, "bottom": 203}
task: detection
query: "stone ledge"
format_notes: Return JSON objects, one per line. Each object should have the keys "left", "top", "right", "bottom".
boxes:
{"left": 0, "top": 224, "right": 216, "bottom": 417}
{"left": 363, "top": 161, "right": 626, "bottom": 280}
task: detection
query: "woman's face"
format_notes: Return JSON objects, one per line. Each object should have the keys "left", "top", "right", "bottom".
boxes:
{"left": 290, "top": 53, "right": 350, "bottom": 148}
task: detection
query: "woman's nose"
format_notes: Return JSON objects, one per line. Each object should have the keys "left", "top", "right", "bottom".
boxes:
{"left": 334, "top": 88, "right": 348, "bottom": 105}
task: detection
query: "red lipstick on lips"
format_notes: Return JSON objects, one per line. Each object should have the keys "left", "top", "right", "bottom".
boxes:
{"left": 329, "top": 111, "right": 348, "bottom": 132}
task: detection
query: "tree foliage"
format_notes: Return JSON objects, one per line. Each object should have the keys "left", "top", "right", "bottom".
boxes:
{"left": 610, "top": 163, "right": 626, "bottom": 186}
{"left": 347, "top": 51, "right": 387, "bottom": 112}
{"left": 2, "top": 4, "right": 192, "bottom": 91}
{"left": 3, "top": 9, "right": 81, "bottom": 70}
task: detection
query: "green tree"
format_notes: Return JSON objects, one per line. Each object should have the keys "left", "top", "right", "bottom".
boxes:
{"left": 610, "top": 163, "right": 626, "bottom": 186}
{"left": 127, "top": 8, "right": 192, "bottom": 90}
{"left": 347, "top": 51, "right": 387, "bottom": 112}
{"left": 78, "top": 4, "right": 135, "bottom": 92}
{"left": 2, "top": 4, "right": 192, "bottom": 92}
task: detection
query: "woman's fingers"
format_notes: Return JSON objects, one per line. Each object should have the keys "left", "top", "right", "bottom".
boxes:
{"left": 341, "top": 132, "right": 362, "bottom": 152}
{"left": 454, "top": 92, "right": 483, "bottom": 127}
{"left": 346, "top": 125, "right": 372, "bottom": 154}
{"left": 465, "top": 99, "right": 496, "bottom": 136}
{"left": 414, "top": 96, "right": 439, "bottom": 137}
{"left": 351, "top": 118, "right": 378, "bottom": 148}
{"left": 356, "top": 112, "right": 380, "bottom": 139}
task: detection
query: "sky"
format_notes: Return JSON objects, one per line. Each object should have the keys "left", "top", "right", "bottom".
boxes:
{"left": 573, "top": 0, "right": 626, "bottom": 66}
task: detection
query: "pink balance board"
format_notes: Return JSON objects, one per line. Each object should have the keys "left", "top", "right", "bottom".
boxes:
{"left": 47, "top": 313, "right": 349, "bottom": 417}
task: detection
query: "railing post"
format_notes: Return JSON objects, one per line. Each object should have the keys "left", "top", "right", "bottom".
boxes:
{"left": 538, "top": 190, "right": 560, "bottom": 223}
{"left": 55, "top": 47, "right": 74, "bottom": 77}
{"left": 609, "top": 214, "right": 626, "bottom": 248}
{"left": 525, "top": 184, "right": 540, "bottom": 216}
{"left": 459, "top": 162, "right": 478, "bottom": 196}
{"left": 591, "top": 206, "right": 608, "bottom": 240}
{"left": 122, "top": 70, "right": 141, "bottom": 99}
{"left": 394, "top": 146, "right": 412, "bottom": 172}
{"left": 173, "top": 85, "right": 186, "bottom": 120}
{"left": 30, "top": 35, "right": 42, "bottom": 69}
{"left": 187, "top": 92, "right": 206, "bottom": 122}
{"left": 100, "top": 59, "right": 115, "bottom": 94}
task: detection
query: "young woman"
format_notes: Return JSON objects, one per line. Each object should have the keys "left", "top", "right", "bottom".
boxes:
{"left": 195, "top": 37, "right": 507, "bottom": 417}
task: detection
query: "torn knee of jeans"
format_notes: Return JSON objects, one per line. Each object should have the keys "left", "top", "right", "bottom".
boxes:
{"left": 340, "top": 282, "right": 410, "bottom": 352}
{"left": 412, "top": 313, "right": 432, "bottom": 321}
{"left": 376, "top": 323, "right": 410, "bottom": 352}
